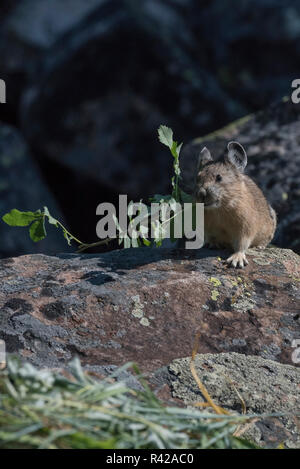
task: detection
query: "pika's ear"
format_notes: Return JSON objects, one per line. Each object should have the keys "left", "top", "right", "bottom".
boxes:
{"left": 226, "top": 141, "right": 247, "bottom": 172}
{"left": 197, "top": 147, "right": 213, "bottom": 171}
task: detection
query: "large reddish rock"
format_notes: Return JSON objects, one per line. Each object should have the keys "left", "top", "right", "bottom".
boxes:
{"left": 0, "top": 246, "right": 299, "bottom": 371}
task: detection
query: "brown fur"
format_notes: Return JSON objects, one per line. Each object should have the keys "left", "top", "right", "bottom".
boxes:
{"left": 195, "top": 145, "right": 276, "bottom": 267}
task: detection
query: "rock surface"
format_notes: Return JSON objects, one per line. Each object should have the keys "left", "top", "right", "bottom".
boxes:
{"left": 169, "top": 352, "right": 300, "bottom": 448}
{"left": 180, "top": 99, "right": 300, "bottom": 253}
{"left": 0, "top": 246, "right": 299, "bottom": 447}
{"left": 0, "top": 246, "right": 299, "bottom": 370}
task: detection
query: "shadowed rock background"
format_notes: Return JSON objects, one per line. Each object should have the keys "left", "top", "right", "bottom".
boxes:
{"left": 0, "top": 0, "right": 300, "bottom": 256}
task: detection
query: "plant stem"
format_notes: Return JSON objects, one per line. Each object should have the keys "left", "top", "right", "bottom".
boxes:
{"left": 76, "top": 238, "right": 113, "bottom": 253}
{"left": 53, "top": 218, "right": 114, "bottom": 253}
{"left": 55, "top": 220, "right": 85, "bottom": 246}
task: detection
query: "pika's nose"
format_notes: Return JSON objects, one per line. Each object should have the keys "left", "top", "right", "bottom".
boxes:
{"left": 197, "top": 188, "right": 207, "bottom": 200}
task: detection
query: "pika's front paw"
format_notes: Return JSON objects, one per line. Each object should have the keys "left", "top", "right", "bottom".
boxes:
{"left": 226, "top": 252, "right": 249, "bottom": 268}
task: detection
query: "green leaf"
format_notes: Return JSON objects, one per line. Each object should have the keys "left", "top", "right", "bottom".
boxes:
{"left": 173, "top": 161, "right": 181, "bottom": 176}
{"left": 149, "top": 194, "right": 173, "bottom": 204}
{"left": 65, "top": 433, "right": 116, "bottom": 449}
{"left": 171, "top": 141, "right": 178, "bottom": 158}
{"left": 176, "top": 142, "right": 183, "bottom": 157}
{"left": 0, "top": 355, "right": 277, "bottom": 449}
{"left": 123, "top": 237, "right": 131, "bottom": 249}
{"left": 158, "top": 125, "right": 173, "bottom": 149}
{"left": 170, "top": 141, "right": 183, "bottom": 160}
{"left": 112, "top": 213, "right": 122, "bottom": 233}
{"left": 171, "top": 141, "right": 182, "bottom": 159}
{"left": 2, "top": 209, "right": 41, "bottom": 227}
{"left": 63, "top": 231, "right": 72, "bottom": 246}
{"left": 131, "top": 237, "right": 140, "bottom": 248}
{"left": 158, "top": 126, "right": 183, "bottom": 203}
{"left": 43, "top": 206, "right": 59, "bottom": 227}
{"left": 180, "top": 190, "right": 194, "bottom": 203}
{"left": 168, "top": 197, "right": 179, "bottom": 212}
{"left": 29, "top": 219, "right": 46, "bottom": 242}
{"left": 2, "top": 206, "right": 86, "bottom": 248}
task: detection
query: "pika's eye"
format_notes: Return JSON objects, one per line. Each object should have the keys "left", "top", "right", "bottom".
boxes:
{"left": 216, "top": 174, "right": 222, "bottom": 182}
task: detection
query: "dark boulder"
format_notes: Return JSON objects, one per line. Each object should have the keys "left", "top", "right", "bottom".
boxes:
{"left": 0, "top": 0, "right": 106, "bottom": 122}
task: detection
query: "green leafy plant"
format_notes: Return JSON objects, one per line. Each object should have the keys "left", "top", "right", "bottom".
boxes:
{"left": 0, "top": 356, "right": 263, "bottom": 449}
{"left": 2, "top": 126, "right": 193, "bottom": 252}
{"left": 158, "top": 125, "right": 183, "bottom": 202}
{"left": 3, "top": 207, "right": 80, "bottom": 245}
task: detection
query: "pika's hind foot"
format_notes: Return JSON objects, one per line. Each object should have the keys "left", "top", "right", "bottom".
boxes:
{"left": 226, "top": 252, "right": 249, "bottom": 268}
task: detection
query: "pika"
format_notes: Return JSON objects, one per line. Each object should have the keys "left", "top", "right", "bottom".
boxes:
{"left": 195, "top": 141, "right": 276, "bottom": 268}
